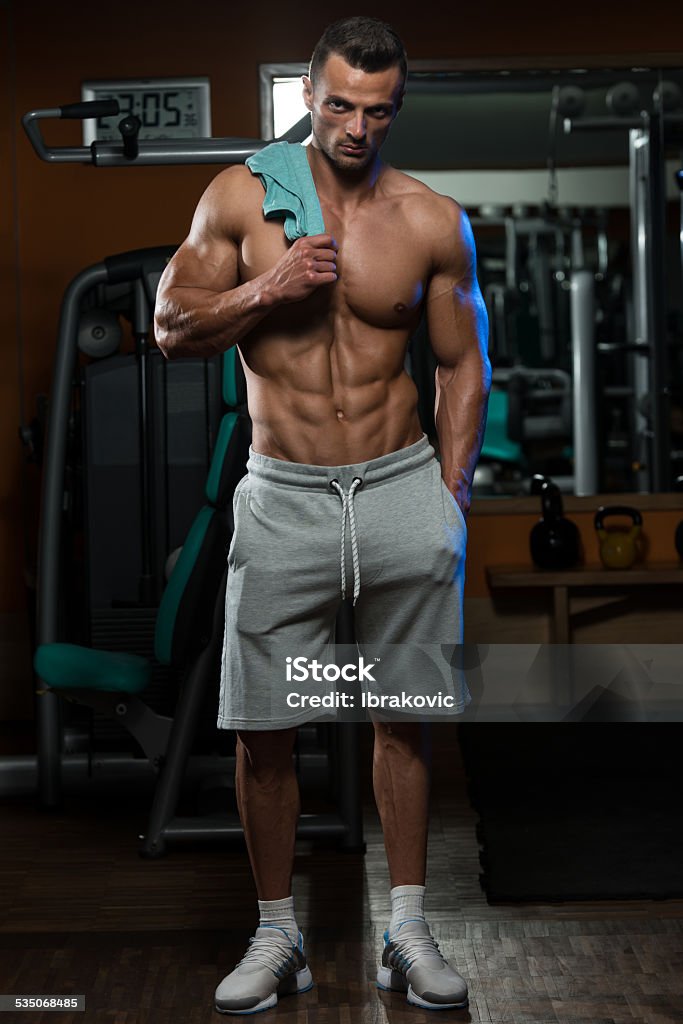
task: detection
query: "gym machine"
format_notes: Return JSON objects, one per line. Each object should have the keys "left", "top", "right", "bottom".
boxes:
{"left": 474, "top": 204, "right": 591, "bottom": 492}
{"left": 22, "top": 101, "right": 364, "bottom": 854}
{"left": 563, "top": 81, "right": 683, "bottom": 494}
{"left": 473, "top": 73, "right": 683, "bottom": 496}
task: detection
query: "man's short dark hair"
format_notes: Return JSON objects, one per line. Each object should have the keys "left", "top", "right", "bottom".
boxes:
{"left": 309, "top": 17, "right": 407, "bottom": 89}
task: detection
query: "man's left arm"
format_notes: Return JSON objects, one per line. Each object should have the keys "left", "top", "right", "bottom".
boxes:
{"left": 426, "top": 200, "right": 491, "bottom": 517}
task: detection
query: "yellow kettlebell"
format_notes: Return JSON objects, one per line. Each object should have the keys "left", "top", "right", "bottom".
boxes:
{"left": 594, "top": 505, "right": 643, "bottom": 569}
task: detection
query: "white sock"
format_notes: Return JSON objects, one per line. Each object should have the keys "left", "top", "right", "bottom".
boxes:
{"left": 389, "top": 884, "right": 426, "bottom": 931}
{"left": 258, "top": 895, "right": 299, "bottom": 944}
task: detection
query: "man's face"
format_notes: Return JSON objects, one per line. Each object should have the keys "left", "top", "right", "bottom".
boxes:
{"left": 303, "top": 53, "right": 404, "bottom": 173}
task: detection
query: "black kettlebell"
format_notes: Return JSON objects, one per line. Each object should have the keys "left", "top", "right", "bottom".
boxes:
{"left": 675, "top": 476, "right": 683, "bottom": 561}
{"left": 529, "top": 474, "right": 581, "bottom": 570}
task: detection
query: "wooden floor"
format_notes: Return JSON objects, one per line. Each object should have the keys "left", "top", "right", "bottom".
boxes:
{"left": 1, "top": 723, "right": 682, "bottom": 1024}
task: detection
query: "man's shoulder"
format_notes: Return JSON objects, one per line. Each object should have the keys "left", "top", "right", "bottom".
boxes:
{"left": 196, "top": 164, "right": 266, "bottom": 235}
{"left": 383, "top": 166, "right": 460, "bottom": 207}
{"left": 382, "top": 168, "right": 469, "bottom": 251}
{"left": 208, "top": 163, "right": 265, "bottom": 201}
{"left": 383, "top": 167, "right": 464, "bottom": 230}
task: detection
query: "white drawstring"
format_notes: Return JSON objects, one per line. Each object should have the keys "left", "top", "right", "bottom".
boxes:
{"left": 329, "top": 477, "right": 363, "bottom": 605}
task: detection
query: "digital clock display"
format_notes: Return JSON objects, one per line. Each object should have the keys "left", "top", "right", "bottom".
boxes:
{"left": 81, "top": 78, "right": 211, "bottom": 143}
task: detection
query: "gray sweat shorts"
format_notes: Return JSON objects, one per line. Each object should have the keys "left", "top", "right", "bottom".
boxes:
{"left": 217, "top": 433, "right": 469, "bottom": 730}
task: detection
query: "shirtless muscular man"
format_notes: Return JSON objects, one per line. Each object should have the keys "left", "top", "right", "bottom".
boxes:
{"left": 155, "top": 16, "right": 490, "bottom": 1015}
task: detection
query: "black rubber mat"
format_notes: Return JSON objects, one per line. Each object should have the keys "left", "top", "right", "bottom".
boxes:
{"left": 458, "top": 723, "right": 683, "bottom": 901}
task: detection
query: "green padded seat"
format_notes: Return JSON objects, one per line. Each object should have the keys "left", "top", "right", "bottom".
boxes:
{"left": 34, "top": 642, "right": 150, "bottom": 695}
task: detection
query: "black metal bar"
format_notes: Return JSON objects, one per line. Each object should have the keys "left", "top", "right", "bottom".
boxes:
{"left": 160, "top": 813, "right": 348, "bottom": 844}
{"left": 21, "top": 103, "right": 308, "bottom": 166}
{"left": 647, "top": 97, "right": 671, "bottom": 491}
{"left": 35, "top": 263, "right": 109, "bottom": 807}
{"left": 140, "top": 571, "right": 228, "bottom": 858}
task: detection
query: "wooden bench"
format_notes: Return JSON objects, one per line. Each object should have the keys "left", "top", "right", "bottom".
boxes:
{"left": 486, "top": 562, "right": 683, "bottom": 642}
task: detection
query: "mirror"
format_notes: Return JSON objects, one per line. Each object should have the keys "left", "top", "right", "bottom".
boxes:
{"left": 260, "top": 62, "right": 683, "bottom": 496}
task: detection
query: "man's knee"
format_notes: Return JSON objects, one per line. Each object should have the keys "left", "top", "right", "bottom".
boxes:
{"left": 372, "top": 719, "right": 430, "bottom": 753}
{"left": 236, "top": 727, "right": 298, "bottom": 784}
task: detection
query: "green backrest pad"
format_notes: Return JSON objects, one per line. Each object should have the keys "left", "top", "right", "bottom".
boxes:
{"left": 205, "top": 411, "right": 252, "bottom": 507}
{"left": 152, "top": 507, "right": 227, "bottom": 667}
{"left": 223, "top": 346, "right": 241, "bottom": 408}
{"left": 34, "top": 642, "right": 150, "bottom": 695}
{"left": 156, "top": 351, "right": 252, "bottom": 668}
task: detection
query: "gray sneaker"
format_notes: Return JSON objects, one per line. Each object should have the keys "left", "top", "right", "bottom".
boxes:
{"left": 377, "top": 919, "right": 469, "bottom": 1010}
{"left": 215, "top": 925, "right": 313, "bottom": 1015}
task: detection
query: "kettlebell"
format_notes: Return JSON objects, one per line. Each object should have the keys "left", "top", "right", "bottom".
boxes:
{"left": 594, "top": 506, "right": 642, "bottom": 569}
{"left": 529, "top": 474, "right": 581, "bottom": 570}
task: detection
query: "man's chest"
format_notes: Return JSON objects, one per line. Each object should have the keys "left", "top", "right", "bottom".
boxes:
{"left": 238, "top": 203, "right": 429, "bottom": 330}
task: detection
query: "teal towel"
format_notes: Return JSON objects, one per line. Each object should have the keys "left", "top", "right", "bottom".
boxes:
{"left": 246, "top": 141, "right": 325, "bottom": 241}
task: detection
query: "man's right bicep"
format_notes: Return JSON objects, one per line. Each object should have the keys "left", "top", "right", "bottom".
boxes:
{"left": 159, "top": 233, "right": 239, "bottom": 299}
